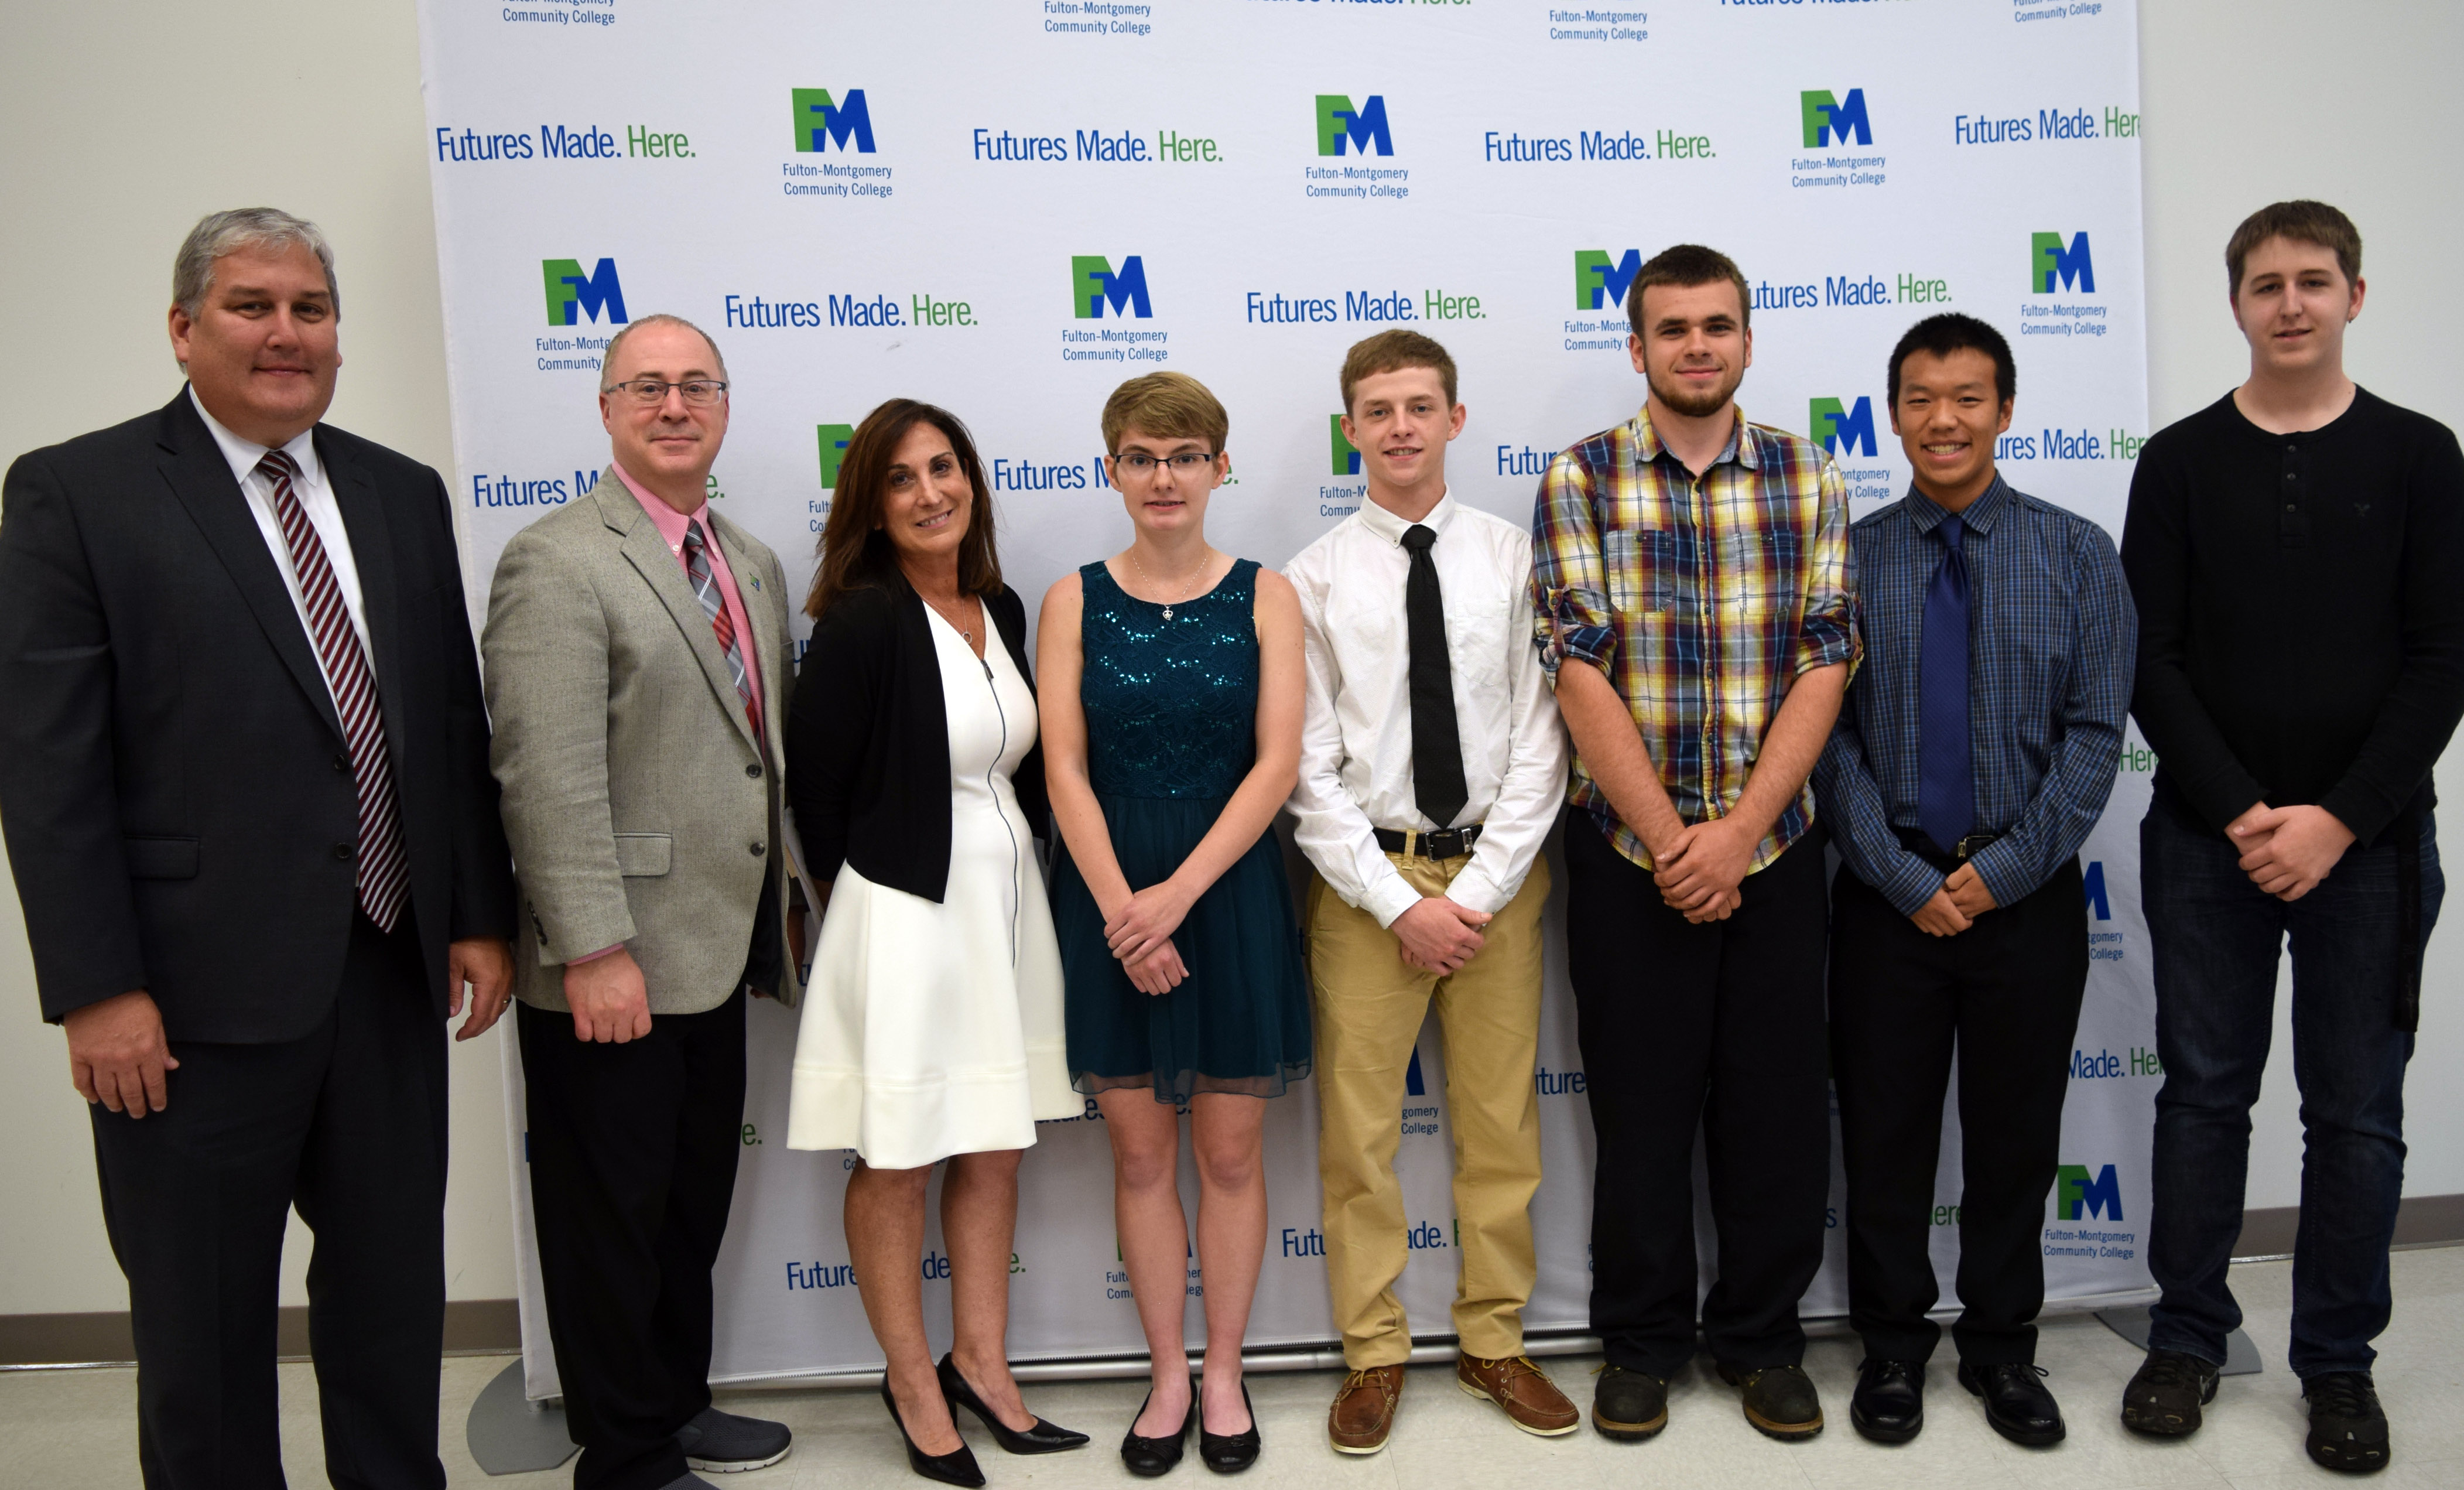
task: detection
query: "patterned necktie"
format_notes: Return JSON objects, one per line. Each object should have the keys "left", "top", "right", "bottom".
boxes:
{"left": 258, "top": 449, "right": 410, "bottom": 932}
{"left": 1400, "top": 524, "right": 1469, "bottom": 830}
{"left": 682, "top": 519, "right": 759, "bottom": 737}
{"left": 1918, "top": 512, "right": 1974, "bottom": 858}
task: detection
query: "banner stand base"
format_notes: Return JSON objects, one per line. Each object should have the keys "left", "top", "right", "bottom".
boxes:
{"left": 467, "top": 1358, "right": 577, "bottom": 1475}
{"left": 2092, "top": 1308, "right": 2263, "bottom": 1376}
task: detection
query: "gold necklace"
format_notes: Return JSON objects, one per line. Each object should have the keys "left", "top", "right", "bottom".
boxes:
{"left": 1130, "top": 547, "right": 1210, "bottom": 621}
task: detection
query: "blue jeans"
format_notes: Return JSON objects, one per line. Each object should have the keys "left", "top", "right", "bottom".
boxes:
{"left": 2141, "top": 794, "right": 2441, "bottom": 1378}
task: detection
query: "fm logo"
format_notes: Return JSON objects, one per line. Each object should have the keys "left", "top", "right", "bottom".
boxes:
{"left": 1801, "top": 88, "right": 1874, "bottom": 148}
{"left": 1811, "top": 397, "right": 1878, "bottom": 459}
{"left": 1315, "top": 94, "right": 1394, "bottom": 157}
{"left": 1330, "top": 415, "right": 1361, "bottom": 476}
{"left": 2083, "top": 860, "right": 2111, "bottom": 920}
{"left": 817, "top": 424, "right": 854, "bottom": 489}
{"left": 1574, "top": 249, "right": 1644, "bottom": 313}
{"left": 791, "top": 88, "right": 875, "bottom": 153}
{"left": 2055, "top": 1163, "right": 2124, "bottom": 1221}
{"left": 2031, "top": 232, "right": 2096, "bottom": 294}
{"left": 543, "top": 258, "right": 628, "bottom": 327}
{"left": 1072, "top": 255, "right": 1152, "bottom": 320}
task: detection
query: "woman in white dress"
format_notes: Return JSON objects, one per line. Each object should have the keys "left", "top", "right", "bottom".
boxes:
{"left": 784, "top": 400, "right": 1084, "bottom": 1486}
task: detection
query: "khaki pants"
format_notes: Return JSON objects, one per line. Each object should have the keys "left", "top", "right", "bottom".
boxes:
{"left": 1306, "top": 852, "right": 1549, "bottom": 1367}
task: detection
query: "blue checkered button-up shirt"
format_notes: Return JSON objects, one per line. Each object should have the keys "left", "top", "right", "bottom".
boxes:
{"left": 1813, "top": 476, "right": 2137, "bottom": 916}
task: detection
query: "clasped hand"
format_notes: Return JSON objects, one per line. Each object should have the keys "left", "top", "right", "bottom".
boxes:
{"left": 2228, "top": 801, "right": 2355, "bottom": 901}
{"left": 1105, "top": 882, "right": 1194, "bottom": 997}
{"left": 1392, "top": 895, "right": 1490, "bottom": 975}
{"left": 1911, "top": 863, "right": 1998, "bottom": 937}
{"left": 1652, "top": 817, "right": 1755, "bottom": 923}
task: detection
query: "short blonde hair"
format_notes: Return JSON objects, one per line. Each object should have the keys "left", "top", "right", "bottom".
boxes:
{"left": 1339, "top": 329, "right": 1457, "bottom": 413}
{"left": 1101, "top": 371, "right": 1228, "bottom": 454}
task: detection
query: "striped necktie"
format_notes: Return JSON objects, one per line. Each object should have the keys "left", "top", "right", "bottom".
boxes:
{"left": 258, "top": 449, "right": 410, "bottom": 932}
{"left": 682, "top": 519, "right": 759, "bottom": 736}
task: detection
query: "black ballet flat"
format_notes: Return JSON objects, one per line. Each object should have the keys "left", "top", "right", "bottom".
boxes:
{"left": 1121, "top": 1382, "right": 1197, "bottom": 1477}
{"left": 880, "top": 1375, "right": 985, "bottom": 1487}
{"left": 1198, "top": 1381, "right": 1261, "bottom": 1474}
{"left": 937, "top": 1352, "right": 1090, "bottom": 1453}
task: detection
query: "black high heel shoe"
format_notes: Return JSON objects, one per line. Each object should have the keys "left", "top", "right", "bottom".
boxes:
{"left": 1121, "top": 1381, "right": 1197, "bottom": 1478}
{"left": 879, "top": 1375, "right": 985, "bottom": 1487}
{"left": 937, "top": 1352, "right": 1090, "bottom": 1453}
{"left": 1198, "top": 1380, "right": 1261, "bottom": 1474}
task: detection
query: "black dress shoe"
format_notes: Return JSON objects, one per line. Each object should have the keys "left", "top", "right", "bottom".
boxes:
{"left": 2303, "top": 1371, "right": 2391, "bottom": 1474}
{"left": 937, "top": 1353, "right": 1090, "bottom": 1453}
{"left": 880, "top": 1376, "right": 985, "bottom": 1487}
{"left": 1959, "top": 1360, "right": 2066, "bottom": 1447}
{"left": 1849, "top": 1359, "right": 1925, "bottom": 1444}
{"left": 1121, "top": 1383, "right": 1197, "bottom": 1477}
{"left": 1199, "top": 1382, "right": 1261, "bottom": 1474}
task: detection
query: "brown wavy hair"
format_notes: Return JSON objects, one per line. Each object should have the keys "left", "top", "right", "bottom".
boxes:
{"left": 804, "top": 398, "right": 1002, "bottom": 620}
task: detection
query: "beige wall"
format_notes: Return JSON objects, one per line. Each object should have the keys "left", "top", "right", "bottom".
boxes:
{"left": 1, "top": 1, "right": 2459, "bottom": 1317}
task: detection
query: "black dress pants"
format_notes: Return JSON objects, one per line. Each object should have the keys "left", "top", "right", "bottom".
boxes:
{"left": 518, "top": 987, "right": 746, "bottom": 1490}
{"left": 89, "top": 914, "right": 447, "bottom": 1490}
{"left": 1829, "top": 859, "right": 2087, "bottom": 1366}
{"left": 1563, "top": 813, "right": 1832, "bottom": 1377}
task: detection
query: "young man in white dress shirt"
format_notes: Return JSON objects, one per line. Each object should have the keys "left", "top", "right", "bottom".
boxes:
{"left": 1285, "top": 330, "right": 1575, "bottom": 1455}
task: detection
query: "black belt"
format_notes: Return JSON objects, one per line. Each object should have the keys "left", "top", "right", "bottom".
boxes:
{"left": 1375, "top": 824, "right": 1483, "bottom": 860}
{"left": 1895, "top": 826, "right": 1999, "bottom": 872}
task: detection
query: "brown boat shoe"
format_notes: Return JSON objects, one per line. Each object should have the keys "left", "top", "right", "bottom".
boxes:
{"left": 1457, "top": 1352, "right": 1581, "bottom": 1437}
{"left": 1328, "top": 1364, "right": 1406, "bottom": 1454}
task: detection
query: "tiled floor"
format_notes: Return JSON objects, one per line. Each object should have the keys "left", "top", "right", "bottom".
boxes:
{"left": 6, "top": 1247, "right": 2459, "bottom": 1488}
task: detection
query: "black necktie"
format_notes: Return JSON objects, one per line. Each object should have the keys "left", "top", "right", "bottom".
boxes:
{"left": 1401, "top": 523, "right": 1468, "bottom": 829}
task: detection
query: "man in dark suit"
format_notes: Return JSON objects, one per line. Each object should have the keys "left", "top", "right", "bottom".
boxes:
{"left": 0, "top": 207, "right": 515, "bottom": 1489}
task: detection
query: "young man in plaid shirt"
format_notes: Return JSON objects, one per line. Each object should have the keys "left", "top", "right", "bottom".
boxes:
{"left": 1529, "top": 243, "right": 1858, "bottom": 1444}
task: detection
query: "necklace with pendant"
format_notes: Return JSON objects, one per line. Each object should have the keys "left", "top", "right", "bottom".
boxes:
{"left": 1130, "top": 548, "right": 1208, "bottom": 621}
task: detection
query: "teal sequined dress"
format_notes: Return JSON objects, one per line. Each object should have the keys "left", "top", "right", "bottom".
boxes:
{"left": 1054, "top": 559, "right": 1312, "bottom": 1102}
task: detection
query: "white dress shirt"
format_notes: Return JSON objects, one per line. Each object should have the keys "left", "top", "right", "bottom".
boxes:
{"left": 1285, "top": 489, "right": 1569, "bottom": 928}
{"left": 189, "top": 387, "right": 372, "bottom": 703}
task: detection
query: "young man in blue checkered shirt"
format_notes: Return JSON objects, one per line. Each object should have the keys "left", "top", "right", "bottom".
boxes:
{"left": 1812, "top": 313, "right": 2136, "bottom": 1451}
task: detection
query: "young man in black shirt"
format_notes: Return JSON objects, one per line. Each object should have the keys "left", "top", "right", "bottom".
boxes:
{"left": 2120, "top": 200, "right": 2464, "bottom": 1475}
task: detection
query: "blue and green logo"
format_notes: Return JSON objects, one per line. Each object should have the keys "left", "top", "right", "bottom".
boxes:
{"left": 2055, "top": 1163, "right": 2123, "bottom": 1221}
{"left": 2031, "top": 231, "right": 2096, "bottom": 294}
{"left": 1071, "top": 255, "right": 1152, "bottom": 319}
{"left": 1315, "top": 94, "right": 1393, "bottom": 157}
{"left": 1800, "top": 88, "right": 1873, "bottom": 148}
{"left": 1330, "top": 415, "right": 1360, "bottom": 476}
{"left": 1811, "top": 397, "right": 1878, "bottom": 459}
{"left": 817, "top": 423, "right": 855, "bottom": 489}
{"left": 1574, "top": 249, "right": 1644, "bottom": 313}
{"left": 791, "top": 88, "right": 875, "bottom": 153}
{"left": 543, "top": 258, "right": 628, "bottom": 327}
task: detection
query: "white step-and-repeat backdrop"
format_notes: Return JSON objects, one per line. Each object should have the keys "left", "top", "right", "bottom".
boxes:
{"left": 415, "top": 0, "right": 2158, "bottom": 1395}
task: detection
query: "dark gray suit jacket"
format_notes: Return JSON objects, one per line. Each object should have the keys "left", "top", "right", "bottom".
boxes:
{"left": 0, "top": 390, "right": 516, "bottom": 1039}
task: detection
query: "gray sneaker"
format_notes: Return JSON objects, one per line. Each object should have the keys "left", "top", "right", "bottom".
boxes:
{"left": 676, "top": 1406, "right": 793, "bottom": 1472}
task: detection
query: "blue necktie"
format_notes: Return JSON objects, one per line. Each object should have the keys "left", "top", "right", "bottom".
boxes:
{"left": 1918, "top": 513, "right": 1973, "bottom": 857}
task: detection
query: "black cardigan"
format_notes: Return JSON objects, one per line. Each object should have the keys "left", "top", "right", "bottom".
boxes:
{"left": 786, "top": 577, "right": 1049, "bottom": 904}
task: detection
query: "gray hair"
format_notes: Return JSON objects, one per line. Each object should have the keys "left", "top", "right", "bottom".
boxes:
{"left": 601, "top": 313, "right": 729, "bottom": 385}
{"left": 172, "top": 208, "right": 339, "bottom": 320}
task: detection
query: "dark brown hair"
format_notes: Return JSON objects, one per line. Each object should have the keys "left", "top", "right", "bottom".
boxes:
{"left": 1888, "top": 313, "right": 2015, "bottom": 408}
{"left": 803, "top": 399, "right": 1002, "bottom": 620}
{"left": 1339, "top": 329, "right": 1458, "bottom": 413}
{"left": 1628, "top": 242, "right": 1752, "bottom": 336}
{"left": 2225, "top": 200, "right": 2362, "bottom": 296}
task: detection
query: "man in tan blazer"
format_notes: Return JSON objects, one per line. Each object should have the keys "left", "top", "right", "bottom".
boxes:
{"left": 483, "top": 313, "right": 799, "bottom": 1490}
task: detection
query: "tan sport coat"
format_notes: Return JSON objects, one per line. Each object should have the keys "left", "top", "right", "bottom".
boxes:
{"left": 482, "top": 467, "right": 800, "bottom": 1014}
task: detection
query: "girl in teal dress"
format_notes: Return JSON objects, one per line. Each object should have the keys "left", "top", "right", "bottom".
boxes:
{"left": 1037, "top": 372, "right": 1310, "bottom": 1475}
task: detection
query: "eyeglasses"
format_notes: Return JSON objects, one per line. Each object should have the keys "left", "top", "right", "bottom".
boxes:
{"left": 1113, "top": 450, "right": 1217, "bottom": 477}
{"left": 603, "top": 378, "right": 729, "bottom": 406}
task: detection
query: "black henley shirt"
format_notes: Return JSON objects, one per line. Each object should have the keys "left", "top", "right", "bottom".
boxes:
{"left": 2120, "top": 387, "right": 2464, "bottom": 845}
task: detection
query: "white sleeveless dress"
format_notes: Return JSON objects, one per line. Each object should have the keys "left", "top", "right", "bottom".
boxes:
{"left": 785, "top": 611, "right": 1075, "bottom": 1167}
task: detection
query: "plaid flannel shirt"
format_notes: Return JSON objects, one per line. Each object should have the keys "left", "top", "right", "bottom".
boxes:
{"left": 1529, "top": 405, "right": 1860, "bottom": 873}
